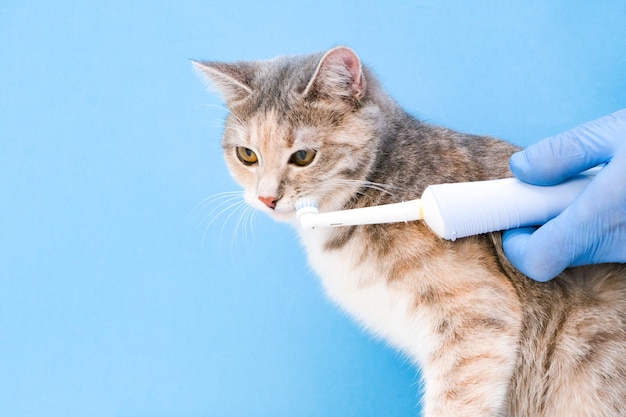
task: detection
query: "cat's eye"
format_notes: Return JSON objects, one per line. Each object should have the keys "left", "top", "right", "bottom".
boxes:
{"left": 289, "top": 149, "right": 317, "bottom": 167}
{"left": 236, "top": 147, "right": 258, "bottom": 165}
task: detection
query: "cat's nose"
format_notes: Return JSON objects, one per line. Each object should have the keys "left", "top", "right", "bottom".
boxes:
{"left": 258, "top": 196, "right": 279, "bottom": 210}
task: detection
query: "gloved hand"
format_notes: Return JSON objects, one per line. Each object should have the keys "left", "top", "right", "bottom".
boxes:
{"left": 502, "top": 109, "right": 626, "bottom": 282}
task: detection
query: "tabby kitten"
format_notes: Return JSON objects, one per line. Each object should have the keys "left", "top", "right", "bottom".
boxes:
{"left": 194, "top": 46, "right": 626, "bottom": 417}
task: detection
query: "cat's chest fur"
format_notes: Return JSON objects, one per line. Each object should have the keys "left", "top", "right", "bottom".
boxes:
{"left": 299, "top": 226, "right": 439, "bottom": 364}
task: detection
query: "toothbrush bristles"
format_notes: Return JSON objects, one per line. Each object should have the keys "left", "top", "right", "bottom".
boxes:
{"left": 295, "top": 198, "right": 318, "bottom": 211}
{"left": 295, "top": 197, "right": 319, "bottom": 222}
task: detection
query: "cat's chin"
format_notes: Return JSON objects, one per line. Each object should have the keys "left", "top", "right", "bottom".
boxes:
{"left": 269, "top": 209, "right": 296, "bottom": 223}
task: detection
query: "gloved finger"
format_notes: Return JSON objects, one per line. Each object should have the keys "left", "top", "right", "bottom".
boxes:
{"left": 510, "top": 109, "right": 626, "bottom": 185}
{"left": 502, "top": 226, "right": 565, "bottom": 282}
{"left": 502, "top": 227, "right": 543, "bottom": 279}
{"left": 503, "top": 212, "right": 583, "bottom": 282}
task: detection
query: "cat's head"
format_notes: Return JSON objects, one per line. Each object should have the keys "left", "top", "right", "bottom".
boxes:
{"left": 194, "top": 46, "right": 386, "bottom": 224}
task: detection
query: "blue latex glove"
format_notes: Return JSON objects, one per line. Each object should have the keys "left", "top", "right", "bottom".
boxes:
{"left": 502, "top": 109, "right": 626, "bottom": 282}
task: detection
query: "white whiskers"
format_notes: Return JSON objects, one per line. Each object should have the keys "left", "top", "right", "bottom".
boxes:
{"left": 319, "top": 178, "right": 399, "bottom": 202}
{"left": 193, "top": 103, "right": 259, "bottom": 256}
{"left": 190, "top": 190, "right": 257, "bottom": 256}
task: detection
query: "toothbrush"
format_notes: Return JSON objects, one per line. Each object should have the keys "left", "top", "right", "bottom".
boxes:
{"left": 295, "top": 170, "right": 598, "bottom": 241}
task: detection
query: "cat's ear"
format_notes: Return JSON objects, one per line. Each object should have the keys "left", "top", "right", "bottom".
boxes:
{"left": 303, "top": 46, "right": 366, "bottom": 103}
{"left": 192, "top": 60, "right": 254, "bottom": 104}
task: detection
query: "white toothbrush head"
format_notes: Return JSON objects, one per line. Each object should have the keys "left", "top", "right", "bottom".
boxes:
{"left": 295, "top": 197, "right": 319, "bottom": 216}
{"left": 295, "top": 198, "right": 319, "bottom": 229}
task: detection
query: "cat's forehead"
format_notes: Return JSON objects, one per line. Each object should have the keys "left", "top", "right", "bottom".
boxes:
{"left": 224, "top": 109, "right": 320, "bottom": 150}
{"left": 249, "top": 110, "right": 291, "bottom": 147}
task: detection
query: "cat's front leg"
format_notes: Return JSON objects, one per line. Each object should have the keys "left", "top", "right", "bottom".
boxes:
{"left": 419, "top": 310, "right": 520, "bottom": 417}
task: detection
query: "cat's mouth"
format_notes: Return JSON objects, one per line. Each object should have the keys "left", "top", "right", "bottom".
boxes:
{"left": 253, "top": 194, "right": 323, "bottom": 224}
{"left": 268, "top": 207, "right": 297, "bottom": 223}
{"left": 260, "top": 201, "right": 297, "bottom": 221}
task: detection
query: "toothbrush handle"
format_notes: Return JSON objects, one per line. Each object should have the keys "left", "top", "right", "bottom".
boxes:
{"left": 421, "top": 174, "right": 594, "bottom": 241}
{"left": 300, "top": 199, "right": 423, "bottom": 229}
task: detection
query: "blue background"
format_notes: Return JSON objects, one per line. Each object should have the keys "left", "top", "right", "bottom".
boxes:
{"left": 1, "top": 1, "right": 625, "bottom": 416}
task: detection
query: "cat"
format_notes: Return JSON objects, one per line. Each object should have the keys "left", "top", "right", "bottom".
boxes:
{"left": 194, "top": 46, "right": 626, "bottom": 417}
